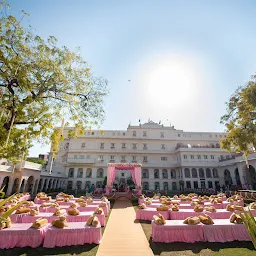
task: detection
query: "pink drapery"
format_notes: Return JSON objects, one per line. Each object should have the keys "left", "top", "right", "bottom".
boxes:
{"left": 106, "top": 164, "right": 142, "bottom": 195}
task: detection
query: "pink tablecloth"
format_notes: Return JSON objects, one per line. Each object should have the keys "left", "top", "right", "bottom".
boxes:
{"left": 152, "top": 220, "right": 205, "bottom": 243}
{"left": 19, "top": 195, "right": 31, "bottom": 201}
{"left": 0, "top": 223, "right": 50, "bottom": 249}
{"left": 203, "top": 219, "right": 251, "bottom": 242}
{"left": 169, "top": 209, "right": 235, "bottom": 220}
{"left": 43, "top": 222, "right": 102, "bottom": 247}
{"left": 66, "top": 212, "right": 105, "bottom": 226}
{"left": 21, "top": 212, "right": 62, "bottom": 224}
{"left": 10, "top": 213, "right": 27, "bottom": 223}
{"left": 136, "top": 209, "right": 169, "bottom": 221}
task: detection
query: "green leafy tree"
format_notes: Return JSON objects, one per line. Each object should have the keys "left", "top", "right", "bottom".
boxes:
{"left": 220, "top": 74, "right": 256, "bottom": 164}
{"left": 0, "top": 1, "right": 108, "bottom": 163}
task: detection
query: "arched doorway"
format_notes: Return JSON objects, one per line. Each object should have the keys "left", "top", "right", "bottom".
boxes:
{"left": 235, "top": 168, "right": 241, "bottom": 186}
{"left": 245, "top": 165, "right": 256, "bottom": 189}
{"left": 19, "top": 179, "right": 25, "bottom": 192}
{"left": 12, "top": 178, "right": 19, "bottom": 194}
{"left": 33, "top": 179, "right": 39, "bottom": 194}
{"left": 224, "top": 169, "right": 233, "bottom": 186}
{"left": 26, "top": 176, "right": 34, "bottom": 193}
{"left": 1, "top": 176, "right": 10, "bottom": 193}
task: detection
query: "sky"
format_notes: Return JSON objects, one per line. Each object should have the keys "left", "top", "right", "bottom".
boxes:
{"left": 6, "top": 0, "right": 256, "bottom": 156}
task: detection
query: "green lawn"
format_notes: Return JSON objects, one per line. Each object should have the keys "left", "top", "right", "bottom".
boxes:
{"left": 132, "top": 200, "right": 255, "bottom": 256}
{"left": 2, "top": 199, "right": 115, "bottom": 256}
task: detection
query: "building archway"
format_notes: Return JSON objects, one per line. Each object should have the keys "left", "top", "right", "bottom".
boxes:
{"left": 1, "top": 176, "right": 10, "bottom": 193}
{"left": 20, "top": 179, "right": 25, "bottom": 192}
{"left": 244, "top": 165, "right": 256, "bottom": 189}
{"left": 26, "top": 176, "right": 34, "bottom": 192}
{"left": 224, "top": 169, "right": 233, "bottom": 186}
{"left": 12, "top": 178, "right": 19, "bottom": 194}
{"left": 235, "top": 168, "right": 241, "bottom": 186}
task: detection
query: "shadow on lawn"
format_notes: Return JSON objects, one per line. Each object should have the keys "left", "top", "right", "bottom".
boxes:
{"left": 149, "top": 239, "right": 255, "bottom": 255}
{"left": 2, "top": 243, "right": 98, "bottom": 256}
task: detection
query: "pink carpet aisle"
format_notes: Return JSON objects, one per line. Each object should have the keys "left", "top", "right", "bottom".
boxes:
{"left": 0, "top": 223, "right": 50, "bottom": 249}
{"left": 43, "top": 222, "right": 102, "bottom": 248}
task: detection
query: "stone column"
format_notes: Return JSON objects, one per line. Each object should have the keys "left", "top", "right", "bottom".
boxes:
{"left": 22, "top": 179, "right": 27, "bottom": 192}
{"left": 16, "top": 178, "right": 23, "bottom": 193}
{"left": 39, "top": 179, "right": 44, "bottom": 192}
{"left": 44, "top": 179, "right": 49, "bottom": 192}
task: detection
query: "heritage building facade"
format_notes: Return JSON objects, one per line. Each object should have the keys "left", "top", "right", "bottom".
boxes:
{"left": 46, "top": 121, "right": 256, "bottom": 192}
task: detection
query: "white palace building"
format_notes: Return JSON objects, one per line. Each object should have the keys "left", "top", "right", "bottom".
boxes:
{"left": 1, "top": 121, "right": 256, "bottom": 195}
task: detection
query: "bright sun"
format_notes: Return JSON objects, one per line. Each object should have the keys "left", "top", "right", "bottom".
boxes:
{"left": 147, "top": 61, "right": 196, "bottom": 107}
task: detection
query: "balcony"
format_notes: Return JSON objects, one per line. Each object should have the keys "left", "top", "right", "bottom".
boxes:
{"left": 67, "top": 158, "right": 95, "bottom": 164}
{"left": 109, "top": 159, "right": 115, "bottom": 163}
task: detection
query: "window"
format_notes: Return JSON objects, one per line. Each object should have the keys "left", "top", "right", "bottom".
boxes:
{"left": 160, "top": 132, "right": 164, "bottom": 138}
{"left": 199, "top": 168, "right": 205, "bottom": 178}
{"left": 201, "top": 181, "right": 206, "bottom": 188}
{"left": 154, "top": 169, "right": 159, "bottom": 179}
{"left": 132, "top": 143, "right": 137, "bottom": 149}
{"left": 208, "top": 181, "right": 213, "bottom": 188}
{"left": 77, "top": 168, "right": 83, "bottom": 178}
{"left": 161, "top": 144, "right": 165, "bottom": 150}
{"left": 143, "top": 143, "right": 147, "bottom": 150}
{"left": 171, "top": 169, "right": 176, "bottom": 179}
{"left": 206, "top": 168, "right": 212, "bottom": 178}
{"left": 74, "top": 155, "right": 77, "bottom": 159}
{"left": 190, "top": 155, "right": 194, "bottom": 159}
{"left": 121, "top": 155, "right": 126, "bottom": 162}
{"left": 213, "top": 168, "right": 219, "bottom": 178}
{"left": 143, "top": 131, "right": 147, "bottom": 137}
{"left": 178, "top": 134, "right": 180, "bottom": 137}
{"left": 79, "top": 155, "right": 85, "bottom": 159}
{"left": 99, "top": 155, "right": 104, "bottom": 162}
{"left": 122, "top": 143, "right": 126, "bottom": 148}
{"left": 162, "top": 169, "right": 168, "bottom": 179}
{"left": 185, "top": 168, "right": 190, "bottom": 178}
{"left": 121, "top": 173, "right": 124, "bottom": 177}
{"left": 132, "top": 156, "right": 136, "bottom": 162}
{"left": 194, "top": 181, "right": 198, "bottom": 189}
{"left": 154, "top": 182, "right": 160, "bottom": 190}
{"left": 81, "top": 142, "right": 85, "bottom": 148}
{"left": 204, "top": 155, "right": 208, "bottom": 159}
{"left": 161, "top": 157, "right": 167, "bottom": 161}
{"left": 183, "top": 155, "right": 187, "bottom": 159}
{"left": 192, "top": 168, "right": 197, "bottom": 178}
{"left": 143, "top": 156, "right": 148, "bottom": 162}
{"left": 197, "top": 155, "right": 201, "bottom": 159}
{"left": 211, "top": 155, "right": 214, "bottom": 159}
{"left": 186, "top": 181, "right": 191, "bottom": 189}
{"left": 100, "top": 143, "right": 104, "bottom": 149}
{"left": 68, "top": 168, "right": 74, "bottom": 178}
{"left": 123, "top": 132, "right": 126, "bottom": 136}
{"left": 111, "top": 143, "right": 115, "bottom": 149}
{"left": 142, "top": 169, "right": 149, "bottom": 178}
{"left": 110, "top": 155, "right": 115, "bottom": 160}
{"left": 133, "top": 131, "right": 136, "bottom": 137}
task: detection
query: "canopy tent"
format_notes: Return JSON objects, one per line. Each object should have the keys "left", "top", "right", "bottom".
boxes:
{"left": 105, "top": 163, "right": 142, "bottom": 195}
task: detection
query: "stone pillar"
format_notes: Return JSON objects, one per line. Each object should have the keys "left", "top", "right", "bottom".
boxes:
{"left": 39, "top": 179, "right": 44, "bottom": 192}
{"left": 16, "top": 178, "right": 23, "bottom": 193}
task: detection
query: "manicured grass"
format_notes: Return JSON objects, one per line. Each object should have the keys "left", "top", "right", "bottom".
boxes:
{"left": 2, "top": 200, "right": 115, "bottom": 256}
{"left": 133, "top": 198, "right": 255, "bottom": 256}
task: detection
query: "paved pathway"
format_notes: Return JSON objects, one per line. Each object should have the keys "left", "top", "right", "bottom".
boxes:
{"left": 96, "top": 199, "right": 153, "bottom": 256}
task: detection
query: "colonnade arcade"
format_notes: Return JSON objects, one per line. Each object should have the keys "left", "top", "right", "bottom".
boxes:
{"left": 0, "top": 175, "right": 66, "bottom": 196}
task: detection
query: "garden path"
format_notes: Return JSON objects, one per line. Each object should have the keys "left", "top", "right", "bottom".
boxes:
{"left": 96, "top": 199, "right": 153, "bottom": 256}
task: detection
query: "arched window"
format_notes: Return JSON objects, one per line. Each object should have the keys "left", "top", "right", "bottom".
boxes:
{"left": 192, "top": 168, "right": 197, "bottom": 178}
{"left": 154, "top": 169, "right": 159, "bottom": 179}
{"left": 86, "top": 168, "right": 92, "bottom": 178}
{"left": 162, "top": 169, "right": 168, "bottom": 179}
{"left": 184, "top": 168, "right": 190, "bottom": 178}
{"left": 212, "top": 168, "right": 219, "bottom": 178}
{"left": 143, "top": 182, "right": 149, "bottom": 190}
{"left": 142, "top": 169, "right": 149, "bottom": 179}
{"left": 206, "top": 168, "right": 212, "bottom": 178}
{"left": 224, "top": 169, "right": 233, "bottom": 185}
{"left": 97, "top": 168, "right": 103, "bottom": 178}
{"left": 77, "top": 168, "right": 83, "bottom": 178}
{"left": 199, "top": 168, "right": 205, "bottom": 178}
{"left": 171, "top": 169, "right": 176, "bottom": 179}
{"left": 172, "top": 182, "right": 177, "bottom": 190}
{"left": 154, "top": 182, "right": 160, "bottom": 190}
{"left": 76, "top": 181, "right": 82, "bottom": 190}
{"left": 67, "top": 181, "right": 73, "bottom": 190}
{"left": 96, "top": 181, "right": 102, "bottom": 188}
{"left": 68, "top": 168, "right": 74, "bottom": 178}
{"left": 85, "top": 181, "right": 91, "bottom": 189}
{"left": 163, "top": 182, "right": 168, "bottom": 190}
